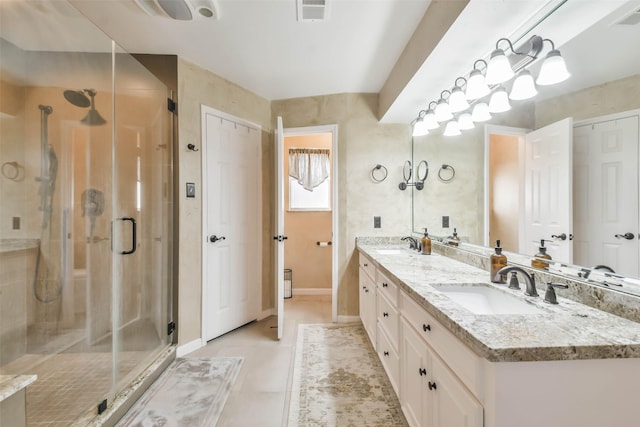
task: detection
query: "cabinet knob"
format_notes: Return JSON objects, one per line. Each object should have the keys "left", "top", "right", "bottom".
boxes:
{"left": 428, "top": 381, "right": 437, "bottom": 391}
{"left": 423, "top": 323, "right": 431, "bottom": 332}
{"left": 364, "top": 263, "right": 368, "bottom": 267}
{"left": 383, "top": 351, "right": 389, "bottom": 357}
{"left": 419, "top": 368, "right": 427, "bottom": 376}
{"left": 383, "top": 312, "right": 389, "bottom": 317}
{"left": 382, "top": 283, "right": 388, "bottom": 288}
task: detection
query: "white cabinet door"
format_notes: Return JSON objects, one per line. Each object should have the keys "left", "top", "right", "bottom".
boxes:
{"left": 359, "top": 267, "right": 376, "bottom": 345}
{"left": 401, "top": 319, "right": 432, "bottom": 427}
{"left": 431, "top": 354, "right": 483, "bottom": 427}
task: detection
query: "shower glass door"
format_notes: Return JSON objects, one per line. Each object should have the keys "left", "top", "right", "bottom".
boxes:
{"left": 111, "top": 46, "right": 173, "bottom": 393}
{"left": 0, "top": 1, "right": 174, "bottom": 425}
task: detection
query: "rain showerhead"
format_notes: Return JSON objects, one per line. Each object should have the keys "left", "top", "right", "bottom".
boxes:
{"left": 63, "top": 88, "right": 106, "bottom": 126}
{"left": 63, "top": 89, "right": 91, "bottom": 108}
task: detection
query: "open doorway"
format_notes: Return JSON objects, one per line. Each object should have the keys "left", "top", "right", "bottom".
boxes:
{"left": 279, "top": 125, "right": 338, "bottom": 328}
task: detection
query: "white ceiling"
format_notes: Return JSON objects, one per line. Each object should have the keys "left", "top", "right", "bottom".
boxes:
{"left": 3, "top": 0, "right": 639, "bottom": 124}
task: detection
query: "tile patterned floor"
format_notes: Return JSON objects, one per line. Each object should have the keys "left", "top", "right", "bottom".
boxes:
{"left": 187, "top": 295, "right": 333, "bottom": 427}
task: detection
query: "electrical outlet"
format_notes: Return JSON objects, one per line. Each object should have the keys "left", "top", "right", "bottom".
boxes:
{"left": 374, "top": 216, "right": 381, "bottom": 228}
{"left": 442, "top": 215, "right": 449, "bottom": 228}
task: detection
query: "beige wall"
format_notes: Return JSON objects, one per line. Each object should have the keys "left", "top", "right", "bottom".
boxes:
{"left": 489, "top": 134, "right": 519, "bottom": 252}
{"left": 176, "top": 58, "right": 272, "bottom": 346}
{"left": 535, "top": 74, "right": 640, "bottom": 128}
{"left": 284, "top": 134, "right": 332, "bottom": 291}
{"left": 272, "top": 94, "right": 412, "bottom": 317}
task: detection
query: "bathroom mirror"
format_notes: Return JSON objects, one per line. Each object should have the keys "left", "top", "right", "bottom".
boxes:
{"left": 411, "top": 0, "right": 640, "bottom": 294}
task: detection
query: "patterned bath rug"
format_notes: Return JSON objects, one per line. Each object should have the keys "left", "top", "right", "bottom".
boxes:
{"left": 288, "top": 323, "right": 408, "bottom": 426}
{"left": 116, "top": 356, "right": 243, "bottom": 427}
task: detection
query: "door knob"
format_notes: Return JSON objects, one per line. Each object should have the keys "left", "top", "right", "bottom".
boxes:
{"left": 551, "top": 233, "right": 567, "bottom": 241}
{"left": 209, "top": 235, "right": 226, "bottom": 243}
{"left": 614, "top": 232, "right": 635, "bottom": 240}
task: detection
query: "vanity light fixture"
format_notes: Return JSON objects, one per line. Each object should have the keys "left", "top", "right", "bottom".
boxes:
{"left": 409, "top": 34, "right": 569, "bottom": 137}
{"left": 434, "top": 91, "right": 453, "bottom": 122}
{"left": 509, "top": 69, "right": 538, "bottom": 100}
{"left": 488, "top": 86, "right": 511, "bottom": 113}
{"left": 443, "top": 119, "right": 462, "bottom": 136}
{"left": 465, "top": 60, "right": 490, "bottom": 100}
{"left": 536, "top": 39, "right": 571, "bottom": 85}
{"left": 449, "top": 78, "right": 470, "bottom": 112}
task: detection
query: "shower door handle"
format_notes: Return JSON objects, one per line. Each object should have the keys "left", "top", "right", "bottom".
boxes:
{"left": 111, "top": 217, "right": 137, "bottom": 255}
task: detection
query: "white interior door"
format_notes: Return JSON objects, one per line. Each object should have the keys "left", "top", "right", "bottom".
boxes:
{"left": 573, "top": 114, "right": 639, "bottom": 276}
{"left": 203, "top": 107, "right": 261, "bottom": 342}
{"left": 274, "top": 116, "right": 285, "bottom": 340}
{"left": 523, "top": 118, "right": 573, "bottom": 263}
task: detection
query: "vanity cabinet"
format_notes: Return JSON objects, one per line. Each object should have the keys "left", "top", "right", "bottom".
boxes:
{"left": 358, "top": 253, "right": 377, "bottom": 345}
{"left": 376, "top": 270, "right": 400, "bottom": 394}
{"left": 401, "top": 315, "right": 483, "bottom": 427}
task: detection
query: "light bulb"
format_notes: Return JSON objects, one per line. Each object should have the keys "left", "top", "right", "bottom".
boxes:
{"left": 423, "top": 109, "right": 439, "bottom": 130}
{"left": 413, "top": 119, "right": 429, "bottom": 136}
{"left": 458, "top": 113, "right": 475, "bottom": 130}
{"left": 465, "top": 69, "right": 490, "bottom": 100}
{"left": 449, "top": 87, "right": 469, "bottom": 113}
{"left": 536, "top": 50, "right": 570, "bottom": 85}
{"left": 488, "top": 86, "right": 511, "bottom": 113}
{"left": 434, "top": 98, "right": 453, "bottom": 122}
{"left": 509, "top": 70, "right": 538, "bottom": 100}
{"left": 471, "top": 102, "right": 492, "bottom": 122}
{"left": 485, "top": 49, "right": 514, "bottom": 85}
{"left": 443, "top": 120, "right": 461, "bottom": 136}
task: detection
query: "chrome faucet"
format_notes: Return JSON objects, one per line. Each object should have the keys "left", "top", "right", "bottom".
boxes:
{"left": 401, "top": 236, "right": 420, "bottom": 251}
{"left": 496, "top": 266, "right": 539, "bottom": 297}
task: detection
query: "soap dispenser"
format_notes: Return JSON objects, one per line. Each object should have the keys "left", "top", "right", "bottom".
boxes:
{"left": 421, "top": 228, "right": 432, "bottom": 255}
{"left": 531, "top": 239, "right": 552, "bottom": 270}
{"left": 490, "top": 240, "right": 507, "bottom": 283}
{"left": 448, "top": 228, "right": 461, "bottom": 247}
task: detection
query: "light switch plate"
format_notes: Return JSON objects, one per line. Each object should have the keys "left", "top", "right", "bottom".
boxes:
{"left": 442, "top": 215, "right": 449, "bottom": 228}
{"left": 374, "top": 216, "right": 381, "bottom": 228}
{"left": 186, "top": 182, "right": 196, "bottom": 198}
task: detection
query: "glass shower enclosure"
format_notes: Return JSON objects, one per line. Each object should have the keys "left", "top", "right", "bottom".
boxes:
{"left": 0, "top": 1, "right": 174, "bottom": 425}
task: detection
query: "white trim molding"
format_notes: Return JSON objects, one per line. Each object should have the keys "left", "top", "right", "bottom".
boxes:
{"left": 292, "top": 288, "right": 332, "bottom": 296}
{"left": 177, "top": 339, "right": 203, "bottom": 357}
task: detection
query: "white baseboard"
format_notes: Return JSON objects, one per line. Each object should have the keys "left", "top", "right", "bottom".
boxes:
{"left": 176, "top": 338, "right": 203, "bottom": 357}
{"left": 292, "top": 288, "right": 332, "bottom": 296}
{"left": 337, "top": 315, "right": 361, "bottom": 323}
{"left": 258, "top": 308, "right": 275, "bottom": 320}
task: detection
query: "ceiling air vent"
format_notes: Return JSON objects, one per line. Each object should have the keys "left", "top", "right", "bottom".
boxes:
{"left": 615, "top": 8, "right": 640, "bottom": 26}
{"left": 297, "top": 0, "right": 328, "bottom": 22}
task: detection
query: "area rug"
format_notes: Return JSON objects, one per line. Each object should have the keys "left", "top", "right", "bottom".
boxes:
{"left": 116, "top": 356, "right": 243, "bottom": 427}
{"left": 288, "top": 323, "right": 408, "bottom": 426}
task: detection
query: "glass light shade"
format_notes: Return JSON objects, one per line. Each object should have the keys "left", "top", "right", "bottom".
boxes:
{"left": 465, "top": 69, "right": 490, "bottom": 100}
{"left": 485, "top": 49, "right": 515, "bottom": 85}
{"left": 471, "top": 102, "right": 492, "bottom": 122}
{"left": 458, "top": 113, "right": 475, "bottom": 130}
{"left": 443, "top": 120, "right": 461, "bottom": 136}
{"left": 434, "top": 98, "right": 453, "bottom": 122}
{"left": 412, "top": 119, "right": 430, "bottom": 136}
{"left": 509, "top": 70, "right": 538, "bottom": 100}
{"left": 536, "top": 50, "right": 570, "bottom": 85}
{"left": 423, "top": 109, "right": 440, "bottom": 130}
{"left": 448, "top": 87, "right": 469, "bottom": 113}
{"left": 488, "top": 87, "right": 511, "bottom": 113}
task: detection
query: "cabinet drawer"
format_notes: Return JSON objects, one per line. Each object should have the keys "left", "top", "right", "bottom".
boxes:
{"left": 359, "top": 252, "right": 376, "bottom": 280}
{"left": 377, "top": 322, "right": 400, "bottom": 396}
{"left": 376, "top": 270, "right": 398, "bottom": 306}
{"left": 377, "top": 291, "right": 399, "bottom": 351}
{"left": 401, "top": 291, "right": 482, "bottom": 397}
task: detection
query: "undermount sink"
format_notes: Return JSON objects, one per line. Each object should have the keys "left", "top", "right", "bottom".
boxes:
{"left": 432, "top": 283, "right": 545, "bottom": 315}
{"left": 375, "top": 249, "right": 403, "bottom": 255}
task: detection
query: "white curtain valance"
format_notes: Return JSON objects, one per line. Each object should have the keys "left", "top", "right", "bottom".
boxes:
{"left": 288, "top": 148, "right": 330, "bottom": 191}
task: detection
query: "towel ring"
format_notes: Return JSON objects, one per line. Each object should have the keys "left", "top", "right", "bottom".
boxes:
{"left": 1, "top": 161, "right": 21, "bottom": 181}
{"left": 438, "top": 164, "right": 455, "bottom": 183}
{"left": 371, "top": 164, "right": 388, "bottom": 183}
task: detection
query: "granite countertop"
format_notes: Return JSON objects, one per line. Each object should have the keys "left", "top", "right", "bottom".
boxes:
{"left": 0, "top": 375, "right": 37, "bottom": 402}
{"left": 357, "top": 241, "right": 640, "bottom": 362}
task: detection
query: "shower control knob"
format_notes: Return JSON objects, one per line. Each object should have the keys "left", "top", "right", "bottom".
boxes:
{"left": 614, "top": 232, "right": 635, "bottom": 240}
